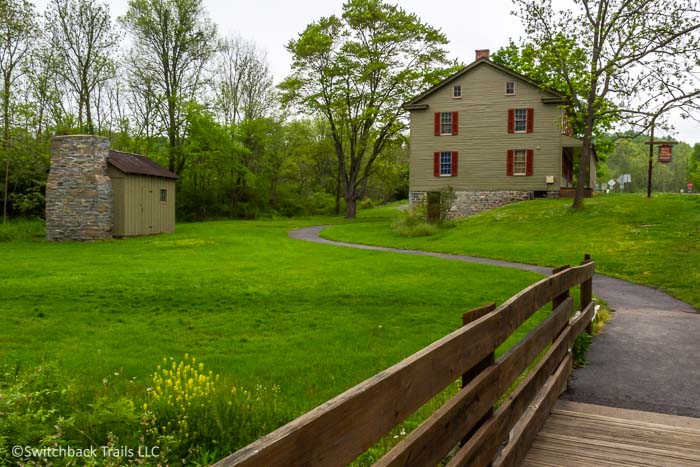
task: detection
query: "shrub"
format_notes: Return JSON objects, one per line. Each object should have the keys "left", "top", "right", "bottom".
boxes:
{"left": 0, "top": 356, "right": 288, "bottom": 465}
{"left": 0, "top": 219, "right": 44, "bottom": 242}
{"left": 143, "top": 354, "right": 288, "bottom": 464}
{"left": 393, "top": 203, "right": 439, "bottom": 237}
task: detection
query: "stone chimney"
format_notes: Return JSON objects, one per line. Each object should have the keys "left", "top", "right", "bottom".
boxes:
{"left": 45, "top": 135, "right": 113, "bottom": 241}
{"left": 475, "top": 49, "right": 490, "bottom": 61}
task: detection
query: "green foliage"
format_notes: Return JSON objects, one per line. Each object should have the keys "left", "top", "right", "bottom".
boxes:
{"left": 281, "top": 0, "right": 456, "bottom": 217}
{"left": 143, "top": 354, "right": 288, "bottom": 464}
{"left": 1, "top": 217, "right": 543, "bottom": 462}
{"left": 603, "top": 135, "right": 693, "bottom": 193}
{"left": 572, "top": 332, "right": 593, "bottom": 368}
{"left": 491, "top": 38, "right": 616, "bottom": 138}
{"left": 323, "top": 194, "right": 700, "bottom": 309}
{"left": 0, "top": 355, "right": 286, "bottom": 466}
{"left": 393, "top": 206, "right": 438, "bottom": 237}
{"left": 0, "top": 218, "right": 44, "bottom": 241}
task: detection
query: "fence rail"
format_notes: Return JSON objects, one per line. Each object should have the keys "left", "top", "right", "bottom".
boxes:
{"left": 215, "top": 256, "right": 595, "bottom": 467}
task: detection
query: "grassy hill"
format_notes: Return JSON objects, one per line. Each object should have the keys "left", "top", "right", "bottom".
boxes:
{"left": 0, "top": 217, "right": 543, "bottom": 464}
{"left": 323, "top": 194, "right": 700, "bottom": 309}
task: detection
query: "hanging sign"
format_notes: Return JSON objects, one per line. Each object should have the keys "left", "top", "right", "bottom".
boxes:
{"left": 658, "top": 144, "right": 673, "bottom": 163}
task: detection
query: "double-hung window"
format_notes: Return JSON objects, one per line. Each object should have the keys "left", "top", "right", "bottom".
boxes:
{"left": 514, "top": 108, "right": 527, "bottom": 132}
{"left": 441, "top": 112, "right": 453, "bottom": 135}
{"left": 506, "top": 81, "right": 515, "bottom": 95}
{"left": 453, "top": 85, "right": 462, "bottom": 98}
{"left": 513, "top": 150, "right": 527, "bottom": 175}
{"left": 440, "top": 151, "right": 452, "bottom": 176}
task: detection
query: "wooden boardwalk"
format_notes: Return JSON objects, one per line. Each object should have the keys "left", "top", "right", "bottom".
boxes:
{"left": 522, "top": 400, "right": 700, "bottom": 466}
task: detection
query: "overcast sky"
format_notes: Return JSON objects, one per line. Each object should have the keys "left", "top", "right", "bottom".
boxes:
{"left": 33, "top": 0, "right": 699, "bottom": 144}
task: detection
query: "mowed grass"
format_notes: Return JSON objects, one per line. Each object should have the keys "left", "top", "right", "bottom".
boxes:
{"left": 323, "top": 194, "right": 700, "bottom": 309}
{"left": 0, "top": 217, "right": 543, "bottom": 421}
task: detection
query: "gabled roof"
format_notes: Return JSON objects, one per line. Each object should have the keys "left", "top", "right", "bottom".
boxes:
{"left": 107, "top": 150, "right": 178, "bottom": 180}
{"left": 404, "top": 58, "right": 566, "bottom": 110}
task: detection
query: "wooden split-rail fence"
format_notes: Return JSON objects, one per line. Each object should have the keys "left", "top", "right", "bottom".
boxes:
{"left": 216, "top": 255, "right": 596, "bottom": 467}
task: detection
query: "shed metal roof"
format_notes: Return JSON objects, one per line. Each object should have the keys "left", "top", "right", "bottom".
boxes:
{"left": 107, "top": 150, "right": 178, "bottom": 180}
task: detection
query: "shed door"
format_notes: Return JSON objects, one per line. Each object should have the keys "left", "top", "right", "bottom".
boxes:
{"left": 142, "top": 184, "right": 155, "bottom": 235}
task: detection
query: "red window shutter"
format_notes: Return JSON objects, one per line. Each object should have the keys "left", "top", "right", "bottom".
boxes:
{"left": 526, "top": 149, "right": 534, "bottom": 176}
{"left": 452, "top": 112, "right": 458, "bottom": 135}
{"left": 434, "top": 152, "right": 440, "bottom": 176}
{"left": 507, "top": 109, "right": 515, "bottom": 133}
{"left": 507, "top": 150, "right": 514, "bottom": 176}
{"left": 434, "top": 113, "right": 440, "bottom": 136}
{"left": 451, "top": 151, "right": 458, "bottom": 176}
{"left": 527, "top": 108, "right": 534, "bottom": 133}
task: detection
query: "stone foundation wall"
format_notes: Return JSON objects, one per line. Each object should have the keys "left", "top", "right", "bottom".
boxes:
{"left": 409, "top": 190, "right": 559, "bottom": 219}
{"left": 45, "top": 135, "right": 113, "bottom": 241}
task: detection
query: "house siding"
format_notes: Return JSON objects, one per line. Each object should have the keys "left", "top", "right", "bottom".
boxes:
{"left": 409, "top": 63, "right": 564, "bottom": 193}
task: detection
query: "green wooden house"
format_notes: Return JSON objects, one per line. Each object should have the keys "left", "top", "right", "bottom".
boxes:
{"left": 404, "top": 50, "right": 595, "bottom": 218}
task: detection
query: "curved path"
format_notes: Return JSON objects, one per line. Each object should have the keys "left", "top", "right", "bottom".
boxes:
{"left": 290, "top": 226, "right": 700, "bottom": 418}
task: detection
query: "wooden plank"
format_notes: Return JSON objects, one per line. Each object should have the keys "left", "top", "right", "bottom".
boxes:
{"left": 446, "top": 320, "right": 573, "bottom": 467}
{"left": 462, "top": 303, "right": 496, "bottom": 388}
{"left": 216, "top": 263, "right": 595, "bottom": 467}
{"left": 215, "top": 306, "right": 506, "bottom": 467}
{"left": 462, "top": 302, "right": 496, "bottom": 326}
{"left": 570, "top": 301, "right": 595, "bottom": 338}
{"left": 551, "top": 265, "right": 570, "bottom": 309}
{"left": 579, "top": 255, "right": 593, "bottom": 333}
{"left": 492, "top": 354, "right": 572, "bottom": 467}
{"left": 376, "top": 297, "right": 573, "bottom": 467}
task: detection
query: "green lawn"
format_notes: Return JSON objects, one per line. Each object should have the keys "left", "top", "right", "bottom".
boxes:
{"left": 323, "top": 194, "right": 700, "bottom": 309}
{"left": 0, "top": 217, "right": 545, "bottom": 463}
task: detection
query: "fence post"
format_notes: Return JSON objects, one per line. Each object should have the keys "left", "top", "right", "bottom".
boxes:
{"left": 551, "top": 264, "right": 570, "bottom": 310}
{"left": 460, "top": 303, "right": 496, "bottom": 443}
{"left": 580, "top": 253, "right": 593, "bottom": 333}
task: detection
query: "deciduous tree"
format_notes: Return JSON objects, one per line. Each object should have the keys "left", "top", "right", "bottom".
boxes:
{"left": 44, "top": 0, "right": 119, "bottom": 134}
{"left": 514, "top": 0, "right": 700, "bottom": 207}
{"left": 0, "top": 0, "right": 37, "bottom": 223}
{"left": 121, "top": 0, "right": 217, "bottom": 174}
{"left": 281, "top": 0, "right": 454, "bottom": 218}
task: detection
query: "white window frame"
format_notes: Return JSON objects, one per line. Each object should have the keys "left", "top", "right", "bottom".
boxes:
{"left": 440, "top": 151, "right": 452, "bottom": 176}
{"left": 453, "top": 84, "right": 462, "bottom": 98}
{"left": 506, "top": 81, "right": 515, "bottom": 95}
{"left": 513, "top": 149, "right": 527, "bottom": 176}
{"left": 440, "top": 112, "right": 453, "bottom": 135}
{"left": 514, "top": 108, "right": 527, "bottom": 133}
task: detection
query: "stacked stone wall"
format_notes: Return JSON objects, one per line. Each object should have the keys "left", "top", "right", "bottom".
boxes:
{"left": 45, "top": 135, "right": 112, "bottom": 241}
{"left": 408, "top": 190, "right": 560, "bottom": 219}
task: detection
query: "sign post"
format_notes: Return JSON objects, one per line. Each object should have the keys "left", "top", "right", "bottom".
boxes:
{"left": 644, "top": 127, "right": 678, "bottom": 198}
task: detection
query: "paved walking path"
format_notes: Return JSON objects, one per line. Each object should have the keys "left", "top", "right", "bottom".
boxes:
{"left": 289, "top": 226, "right": 700, "bottom": 418}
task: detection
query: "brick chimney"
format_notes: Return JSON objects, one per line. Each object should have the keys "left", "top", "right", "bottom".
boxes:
{"left": 475, "top": 49, "right": 490, "bottom": 61}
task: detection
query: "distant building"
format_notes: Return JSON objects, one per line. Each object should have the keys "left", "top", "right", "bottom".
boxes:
{"left": 46, "top": 135, "right": 178, "bottom": 241}
{"left": 404, "top": 49, "right": 595, "bottom": 218}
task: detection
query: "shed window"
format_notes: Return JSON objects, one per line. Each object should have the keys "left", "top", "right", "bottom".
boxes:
{"left": 160, "top": 189, "right": 167, "bottom": 202}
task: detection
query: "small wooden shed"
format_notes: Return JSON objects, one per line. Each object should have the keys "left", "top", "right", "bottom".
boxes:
{"left": 106, "top": 150, "right": 178, "bottom": 237}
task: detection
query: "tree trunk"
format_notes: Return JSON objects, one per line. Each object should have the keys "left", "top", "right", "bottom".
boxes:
{"left": 335, "top": 161, "right": 341, "bottom": 215}
{"left": 345, "top": 195, "right": 356, "bottom": 218}
{"left": 572, "top": 95, "right": 597, "bottom": 209}
{"left": 2, "top": 158, "right": 8, "bottom": 224}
